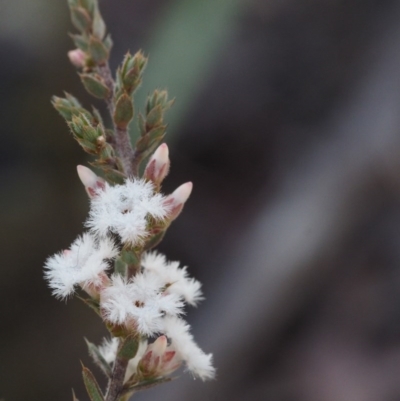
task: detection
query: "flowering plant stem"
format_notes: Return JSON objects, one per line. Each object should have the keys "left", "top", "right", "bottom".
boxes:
{"left": 45, "top": 1, "right": 215, "bottom": 400}
{"left": 105, "top": 342, "right": 129, "bottom": 401}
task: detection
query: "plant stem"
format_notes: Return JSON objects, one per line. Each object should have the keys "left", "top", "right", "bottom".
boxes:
{"left": 105, "top": 347, "right": 129, "bottom": 401}
{"left": 97, "top": 63, "right": 136, "bottom": 177}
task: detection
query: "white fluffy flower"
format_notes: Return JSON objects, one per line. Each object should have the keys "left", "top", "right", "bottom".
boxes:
{"left": 44, "top": 233, "right": 118, "bottom": 299}
{"left": 162, "top": 316, "right": 215, "bottom": 380}
{"left": 86, "top": 179, "right": 169, "bottom": 245}
{"left": 142, "top": 252, "right": 203, "bottom": 306}
{"left": 98, "top": 337, "right": 119, "bottom": 365}
{"left": 101, "top": 274, "right": 184, "bottom": 336}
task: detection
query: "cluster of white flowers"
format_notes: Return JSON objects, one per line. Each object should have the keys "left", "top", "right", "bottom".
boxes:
{"left": 44, "top": 160, "right": 215, "bottom": 381}
{"left": 86, "top": 179, "right": 169, "bottom": 245}
{"left": 44, "top": 233, "right": 118, "bottom": 299}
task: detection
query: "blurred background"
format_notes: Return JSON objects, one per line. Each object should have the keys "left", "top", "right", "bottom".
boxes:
{"left": 3, "top": 0, "right": 400, "bottom": 400}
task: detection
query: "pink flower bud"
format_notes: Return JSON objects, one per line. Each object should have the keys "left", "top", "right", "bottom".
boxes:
{"left": 144, "top": 143, "right": 170, "bottom": 186}
{"left": 171, "top": 182, "right": 193, "bottom": 204}
{"left": 164, "top": 182, "right": 193, "bottom": 221}
{"left": 68, "top": 49, "right": 86, "bottom": 68}
{"left": 139, "top": 335, "right": 182, "bottom": 378}
{"left": 81, "top": 272, "right": 111, "bottom": 300}
{"left": 77, "top": 165, "right": 105, "bottom": 198}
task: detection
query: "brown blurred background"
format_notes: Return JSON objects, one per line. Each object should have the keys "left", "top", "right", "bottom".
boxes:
{"left": 3, "top": 0, "right": 400, "bottom": 400}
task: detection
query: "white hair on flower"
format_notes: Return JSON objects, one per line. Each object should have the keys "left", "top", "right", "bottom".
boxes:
{"left": 98, "top": 337, "right": 119, "bottom": 365}
{"left": 162, "top": 316, "right": 215, "bottom": 380}
{"left": 85, "top": 179, "right": 169, "bottom": 245}
{"left": 142, "top": 252, "right": 204, "bottom": 306}
{"left": 44, "top": 233, "right": 118, "bottom": 299}
{"left": 101, "top": 274, "right": 185, "bottom": 336}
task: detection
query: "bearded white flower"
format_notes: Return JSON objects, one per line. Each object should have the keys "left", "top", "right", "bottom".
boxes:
{"left": 44, "top": 233, "right": 118, "bottom": 299}
{"left": 101, "top": 274, "right": 185, "bottom": 336}
{"left": 85, "top": 179, "right": 169, "bottom": 245}
{"left": 162, "top": 316, "right": 215, "bottom": 380}
{"left": 142, "top": 252, "right": 203, "bottom": 306}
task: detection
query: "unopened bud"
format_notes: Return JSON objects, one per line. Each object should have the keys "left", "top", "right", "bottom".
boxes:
{"left": 139, "top": 335, "right": 181, "bottom": 378}
{"left": 171, "top": 182, "right": 192, "bottom": 204}
{"left": 144, "top": 143, "right": 170, "bottom": 186}
{"left": 68, "top": 48, "right": 86, "bottom": 68}
{"left": 77, "top": 165, "right": 105, "bottom": 198}
{"left": 164, "top": 182, "right": 193, "bottom": 221}
{"left": 81, "top": 272, "right": 110, "bottom": 300}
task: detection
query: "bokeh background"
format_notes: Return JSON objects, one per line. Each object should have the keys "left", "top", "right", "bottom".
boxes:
{"left": 3, "top": 0, "right": 400, "bottom": 400}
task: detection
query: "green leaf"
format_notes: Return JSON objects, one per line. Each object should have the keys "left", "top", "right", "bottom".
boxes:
{"left": 101, "top": 168, "right": 126, "bottom": 185}
{"left": 103, "top": 34, "right": 113, "bottom": 51}
{"left": 114, "top": 257, "right": 128, "bottom": 278}
{"left": 120, "top": 248, "right": 140, "bottom": 266}
{"left": 64, "top": 92, "right": 82, "bottom": 107}
{"left": 85, "top": 338, "right": 112, "bottom": 377}
{"left": 80, "top": 74, "right": 110, "bottom": 99}
{"left": 70, "top": 33, "right": 89, "bottom": 52}
{"left": 82, "top": 126, "right": 100, "bottom": 142}
{"left": 113, "top": 94, "right": 134, "bottom": 129}
{"left": 88, "top": 37, "right": 109, "bottom": 64}
{"left": 80, "top": 0, "right": 95, "bottom": 15}
{"left": 118, "top": 335, "right": 139, "bottom": 360}
{"left": 143, "top": 230, "right": 166, "bottom": 251}
{"left": 125, "top": 377, "right": 173, "bottom": 392}
{"left": 82, "top": 365, "right": 105, "bottom": 401}
{"left": 70, "top": 7, "right": 92, "bottom": 32}
{"left": 138, "top": 113, "right": 146, "bottom": 136}
{"left": 122, "top": 51, "right": 147, "bottom": 94}
{"left": 146, "top": 105, "right": 163, "bottom": 129}
{"left": 77, "top": 296, "right": 101, "bottom": 316}
{"left": 92, "top": 107, "right": 104, "bottom": 126}
{"left": 92, "top": 9, "right": 106, "bottom": 40}
{"left": 147, "top": 125, "right": 166, "bottom": 143}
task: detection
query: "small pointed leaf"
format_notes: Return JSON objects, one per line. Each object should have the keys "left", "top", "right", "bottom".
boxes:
{"left": 146, "top": 105, "right": 163, "bottom": 129}
{"left": 85, "top": 338, "right": 112, "bottom": 377}
{"left": 88, "top": 37, "right": 108, "bottom": 64}
{"left": 92, "top": 9, "right": 106, "bottom": 39}
{"left": 80, "top": 74, "right": 110, "bottom": 99}
{"left": 77, "top": 296, "right": 101, "bottom": 316}
{"left": 70, "top": 33, "right": 89, "bottom": 52}
{"left": 103, "top": 34, "right": 113, "bottom": 51}
{"left": 118, "top": 335, "right": 139, "bottom": 360}
{"left": 70, "top": 7, "right": 92, "bottom": 32}
{"left": 82, "top": 365, "right": 105, "bottom": 401}
{"left": 113, "top": 94, "right": 134, "bottom": 129}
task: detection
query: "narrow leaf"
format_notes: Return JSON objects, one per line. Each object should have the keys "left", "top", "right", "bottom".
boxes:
{"left": 125, "top": 377, "right": 173, "bottom": 393}
{"left": 118, "top": 335, "right": 139, "bottom": 360}
{"left": 85, "top": 338, "right": 112, "bottom": 377}
{"left": 113, "top": 94, "right": 134, "bottom": 129}
{"left": 146, "top": 105, "right": 163, "bottom": 129}
{"left": 82, "top": 365, "right": 105, "bottom": 401}
{"left": 114, "top": 257, "right": 128, "bottom": 278}
{"left": 92, "top": 9, "right": 106, "bottom": 40}
{"left": 103, "top": 34, "right": 113, "bottom": 51}
{"left": 71, "top": 7, "right": 92, "bottom": 32}
{"left": 80, "top": 74, "right": 110, "bottom": 99}
{"left": 77, "top": 296, "right": 101, "bottom": 316}
{"left": 70, "top": 33, "right": 89, "bottom": 52}
{"left": 88, "top": 37, "right": 108, "bottom": 64}
{"left": 138, "top": 113, "right": 146, "bottom": 136}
